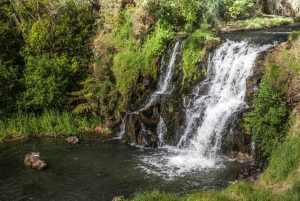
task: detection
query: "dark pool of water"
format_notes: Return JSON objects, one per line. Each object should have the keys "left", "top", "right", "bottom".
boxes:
{"left": 0, "top": 137, "right": 242, "bottom": 201}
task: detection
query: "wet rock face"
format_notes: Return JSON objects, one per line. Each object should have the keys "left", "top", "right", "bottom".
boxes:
{"left": 245, "top": 51, "right": 267, "bottom": 106}
{"left": 137, "top": 129, "right": 158, "bottom": 148}
{"left": 228, "top": 151, "right": 252, "bottom": 163}
{"left": 24, "top": 153, "right": 47, "bottom": 170}
{"left": 124, "top": 104, "right": 160, "bottom": 147}
{"left": 160, "top": 96, "right": 184, "bottom": 144}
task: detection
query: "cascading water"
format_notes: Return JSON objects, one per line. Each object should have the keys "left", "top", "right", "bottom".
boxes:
{"left": 138, "top": 39, "right": 276, "bottom": 178}
{"left": 156, "top": 116, "right": 167, "bottom": 146}
{"left": 168, "top": 40, "right": 274, "bottom": 171}
{"left": 119, "top": 40, "right": 182, "bottom": 138}
{"left": 138, "top": 40, "right": 182, "bottom": 111}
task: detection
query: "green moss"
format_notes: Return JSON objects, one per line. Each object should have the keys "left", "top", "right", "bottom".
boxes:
{"left": 182, "top": 29, "right": 217, "bottom": 82}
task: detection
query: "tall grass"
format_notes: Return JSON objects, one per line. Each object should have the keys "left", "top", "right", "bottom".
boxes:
{"left": 0, "top": 110, "right": 98, "bottom": 140}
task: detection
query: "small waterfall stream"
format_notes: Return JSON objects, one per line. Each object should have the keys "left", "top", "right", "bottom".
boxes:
{"left": 118, "top": 40, "right": 182, "bottom": 138}
{"left": 138, "top": 40, "right": 182, "bottom": 111}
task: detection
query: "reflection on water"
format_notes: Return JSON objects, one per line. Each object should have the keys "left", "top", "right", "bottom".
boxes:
{"left": 0, "top": 138, "right": 241, "bottom": 201}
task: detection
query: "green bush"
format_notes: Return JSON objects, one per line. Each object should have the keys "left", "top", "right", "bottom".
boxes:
{"left": 223, "top": 0, "right": 255, "bottom": 20}
{"left": 289, "top": 30, "right": 300, "bottom": 41}
{"left": 244, "top": 77, "right": 289, "bottom": 156}
{"left": 112, "top": 51, "right": 146, "bottom": 100}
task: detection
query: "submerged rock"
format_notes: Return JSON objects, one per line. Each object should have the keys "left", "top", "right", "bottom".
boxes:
{"left": 66, "top": 136, "right": 79, "bottom": 145}
{"left": 112, "top": 196, "right": 124, "bottom": 201}
{"left": 24, "top": 152, "right": 47, "bottom": 170}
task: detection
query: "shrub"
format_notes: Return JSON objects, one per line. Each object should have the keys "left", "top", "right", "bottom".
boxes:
{"left": 223, "top": 0, "right": 255, "bottom": 20}
{"left": 244, "top": 77, "right": 289, "bottom": 156}
{"left": 289, "top": 30, "right": 300, "bottom": 41}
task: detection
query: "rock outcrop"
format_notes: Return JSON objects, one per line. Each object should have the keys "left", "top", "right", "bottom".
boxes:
{"left": 24, "top": 152, "right": 47, "bottom": 170}
{"left": 124, "top": 103, "right": 160, "bottom": 147}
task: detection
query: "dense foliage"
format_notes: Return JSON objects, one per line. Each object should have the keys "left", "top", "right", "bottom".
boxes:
{"left": 0, "top": 0, "right": 298, "bottom": 135}
{"left": 244, "top": 76, "right": 289, "bottom": 156}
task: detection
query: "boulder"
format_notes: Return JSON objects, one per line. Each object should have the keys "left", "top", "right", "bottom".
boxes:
{"left": 24, "top": 152, "right": 47, "bottom": 170}
{"left": 137, "top": 129, "right": 158, "bottom": 148}
{"left": 228, "top": 151, "right": 252, "bottom": 163}
{"left": 66, "top": 136, "right": 79, "bottom": 145}
{"left": 235, "top": 164, "right": 266, "bottom": 182}
{"left": 124, "top": 103, "right": 160, "bottom": 147}
{"left": 112, "top": 196, "right": 124, "bottom": 201}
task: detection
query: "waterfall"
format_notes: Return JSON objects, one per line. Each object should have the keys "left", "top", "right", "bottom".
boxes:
{"left": 118, "top": 119, "right": 126, "bottom": 138}
{"left": 119, "top": 40, "right": 182, "bottom": 138}
{"left": 168, "top": 40, "right": 274, "bottom": 171}
{"left": 138, "top": 40, "right": 182, "bottom": 111}
{"left": 156, "top": 116, "right": 167, "bottom": 146}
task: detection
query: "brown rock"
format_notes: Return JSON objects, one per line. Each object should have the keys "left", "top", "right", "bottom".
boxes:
{"left": 24, "top": 152, "right": 47, "bottom": 170}
{"left": 228, "top": 151, "right": 252, "bottom": 163}
{"left": 112, "top": 196, "right": 124, "bottom": 201}
{"left": 66, "top": 136, "right": 79, "bottom": 145}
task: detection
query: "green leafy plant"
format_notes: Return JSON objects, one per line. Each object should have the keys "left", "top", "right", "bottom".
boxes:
{"left": 223, "top": 0, "right": 255, "bottom": 20}
{"left": 244, "top": 77, "right": 289, "bottom": 156}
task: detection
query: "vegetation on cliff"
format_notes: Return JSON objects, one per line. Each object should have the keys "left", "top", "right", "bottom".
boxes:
{"left": 1, "top": 0, "right": 298, "bottom": 139}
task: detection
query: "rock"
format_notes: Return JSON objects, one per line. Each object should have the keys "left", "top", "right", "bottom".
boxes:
{"left": 66, "top": 136, "right": 79, "bottom": 145}
{"left": 288, "top": 74, "right": 300, "bottom": 105}
{"left": 245, "top": 50, "right": 267, "bottom": 106}
{"left": 124, "top": 103, "right": 160, "bottom": 147}
{"left": 137, "top": 129, "right": 158, "bottom": 148}
{"left": 236, "top": 164, "right": 264, "bottom": 182}
{"left": 24, "top": 152, "right": 47, "bottom": 170}
{"left": 104, "top": 114, "right": 122, "bottom": 129}
{"left": 94, "top": 126, "right": 103, "bottom": 133}
{"left": 228, "top": 151, "right": 252, "bottom": 163}
{"left": 112, "top": 196, "right": 124, "bottom": 201}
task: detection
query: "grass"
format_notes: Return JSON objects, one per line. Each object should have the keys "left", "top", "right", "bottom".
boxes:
{"left": 219, "top": 17, "right": 294, "bottom": 32}
{"left": 0, "top": 110, "right": 98, "bottom": 140}
{"left": 237, "top": 17, "right": 293, "bottom": 29}
{"left": 182, "top": 29, "right": 220, "bottom": 82}
{"left": 289, "top": 30, "right": 300, "bottom": 41}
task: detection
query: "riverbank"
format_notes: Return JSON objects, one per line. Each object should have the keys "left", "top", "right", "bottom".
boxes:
{"left": 0, "top": 110, "right": 107, "bottom": 142}
{"left": 218, "top": 16, "right": 296, "bottom": 33}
